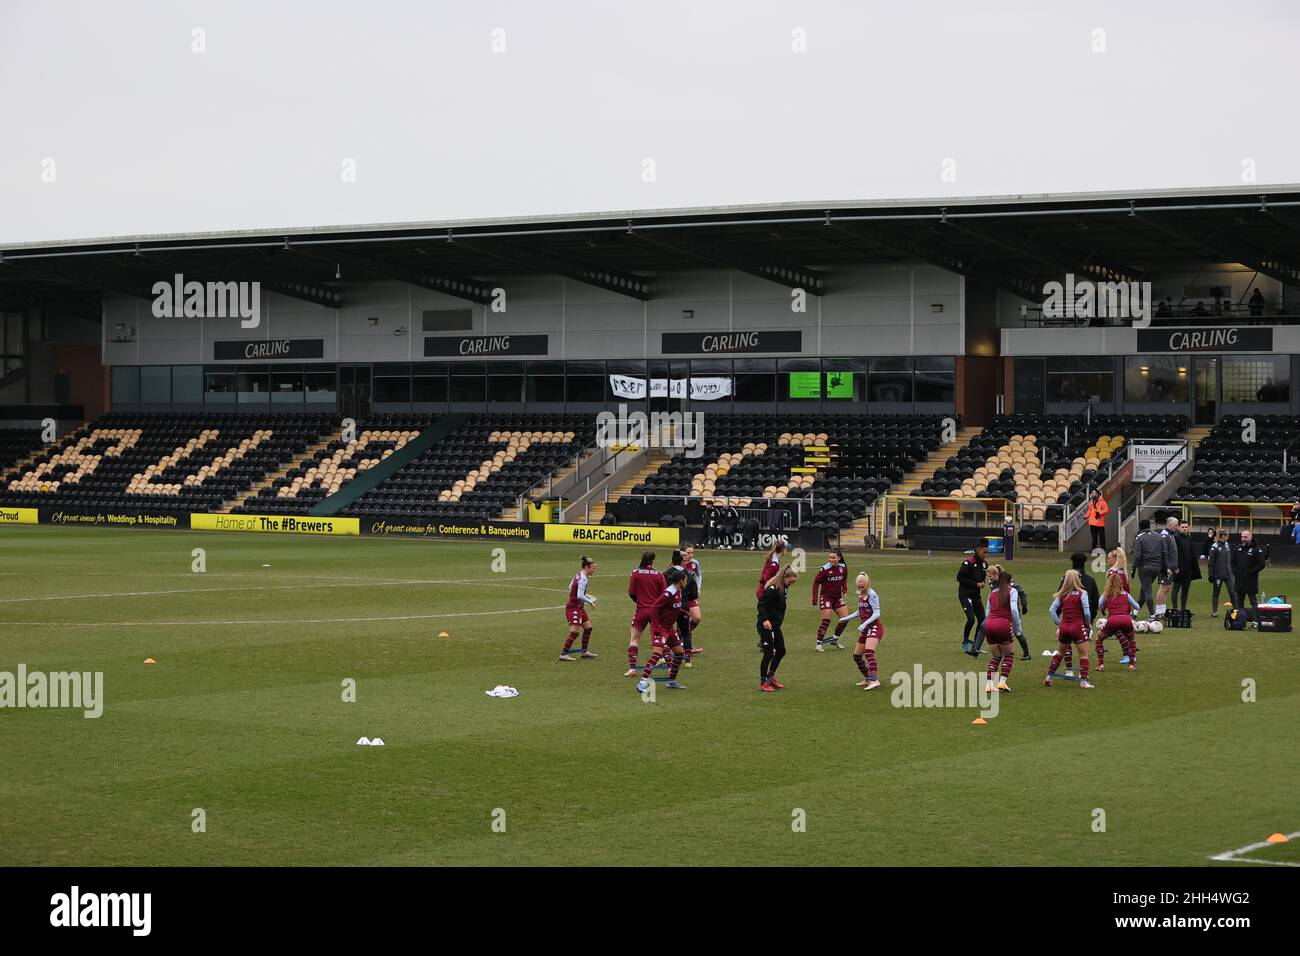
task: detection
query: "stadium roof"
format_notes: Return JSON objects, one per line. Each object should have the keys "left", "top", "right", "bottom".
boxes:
{"left": 4, "top": 184, "right": 1300, "bottom": 315}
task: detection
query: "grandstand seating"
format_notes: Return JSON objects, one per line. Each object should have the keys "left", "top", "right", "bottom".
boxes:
{"left": 1173, "top": 414, "right": 1300, "bottom": 503}
{"left": 607, "top": 414, "right": 946, "bottom": 533}
{"left": 231, "top": 413, "right": 427, "bottom": 515}
{"left": 0, "top": 412, "right": 337, "bottom": 514}
{"left": 0, "top": 427, "right": 45, "bottom": 477}
{"left": 916, "top": 414, "right": 1188, "bottom": 524}
{"left": 341, "top": 413, "right": 595, "bottom": 519}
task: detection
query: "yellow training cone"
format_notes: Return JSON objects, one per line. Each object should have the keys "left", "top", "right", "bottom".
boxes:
{"left": 971, "top": 717, "right": 988, "bottom": 725}
{"left": 143, "top": 658, "right": 157, "bottom": 664}
{"left": 437, "top": 631, "right": 450, "bottom": 637}
{"left": 1267, "top": 833, "right": 1289, "bottom": 844}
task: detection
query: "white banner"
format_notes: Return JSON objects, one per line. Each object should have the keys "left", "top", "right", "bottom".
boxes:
{"left": 1129, "top": 441, "right": 1188, "bottom": 482}
{"left": 607, "top": 375, "right": 733, "bottom": 401}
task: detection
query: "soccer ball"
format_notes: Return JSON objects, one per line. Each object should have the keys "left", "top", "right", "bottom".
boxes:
{"left": 1134, "top": 620, "right": 1150, "bottom": 633}
{"left": 1094, "top": 617, "right": 1108, "bottom": 632}
{"left": 1148, "top": 620, "right": 1163, "bottom": 633}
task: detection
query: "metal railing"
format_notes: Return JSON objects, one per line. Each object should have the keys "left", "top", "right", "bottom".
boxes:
{"left": 602, "top": 492, "right": 817, "bottom": 528}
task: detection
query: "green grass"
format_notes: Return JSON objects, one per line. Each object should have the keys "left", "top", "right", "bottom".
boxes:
{"left": 1, "top": 525, "right": 1297, "bottom": 866}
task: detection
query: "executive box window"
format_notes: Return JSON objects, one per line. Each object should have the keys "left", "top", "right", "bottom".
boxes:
{"left": 204, "top": 368, "right": 236, "bottom": 404}
{"left": 450, "top": 362, "right": 486, "bottom": 403}
{"left": 780, "top": 358, "right": 822, "bottom": 400}
{"left": 734, "top": 359, "right": 777, "bottom": 403}
{"left": 271, "top": 367, "right": 305, "bottom": 404}
{"left": 173, "top": 365, "right": 204, "bottom": 404}
{"left": 412, "top": 362, "right": 447, "bottom": 403}
{"left": 868, "top": 357, "right": 912, "bottom": 403}
{"left": 565, "top": 362, "right": 605, "bottom": 403}
{"left": 1222, "top": 355, "right": 1290, "bottom": 403}
{"left": 1124, "top": 356, "right": 1190, "bottom": 403}
{"left": 688, "top": 359, "right": 734, "bottom": 404}
{"left": 607, "top": 360, "right": 648, "bottom": 403}
{"left": 487, "top": 362, "right": 525, "bottom": 403}
{"left": 111, "top": 366, "right": 140, "bottom": 405}
{"left": 305, "top": 368, "right": 337, "bottom": 404}
{"left": 914, "top": 356, "right": 955, "bottom": 403}
{"left": 374, "top": 363, "right": 411, "bottom": 403}
{"left": 1047, "top": 356, "right": 1113, "bottom": 403}
{"left": 237, "top": 366, "right": 270, "bottom": 403}
{"left": 526, "top": 361, "right": 564, "bottom": 403}
{"left": 140, "top": 366, "right": 171, "bottom": 404}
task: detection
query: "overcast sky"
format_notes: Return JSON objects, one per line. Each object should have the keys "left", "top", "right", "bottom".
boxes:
{"left": 2, "top": 0, "right": 1298, "bottom": 245}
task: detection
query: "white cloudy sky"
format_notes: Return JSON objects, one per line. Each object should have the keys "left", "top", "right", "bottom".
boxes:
{"left": 2, "top": 0, "right": 1298, "bottom": 244}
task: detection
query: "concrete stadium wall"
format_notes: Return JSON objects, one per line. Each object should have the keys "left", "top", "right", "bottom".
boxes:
{"left": 101, "top": 263, "right": 963, "bottom": 366}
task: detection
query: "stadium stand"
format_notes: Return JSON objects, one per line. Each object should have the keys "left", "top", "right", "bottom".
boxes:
{"left": 230, "top": 413, "right": 426, "bottom": 515}
{"left": 1172, "top": 414, "right": 1300, "bottom": 503}
{"left": 340, "top": 413, "right": 595, "bottom": 519}
{"left": 916, "top": 414, "right": 1188, "bottom": 519}
{"left": 0, "top": 412, "right": 337, "bottom": 514}
{"left": 606, "top": 413, "right": 947, "bottom": 533}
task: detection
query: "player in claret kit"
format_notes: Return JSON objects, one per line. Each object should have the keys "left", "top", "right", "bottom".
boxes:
{"left": 982, "top": 565, "right": 1021, "bottom": 693}
{"left": 559, "top": 556, "right": 599, "bottom": 661}
{"left": 1096, "top": 571, "right": 1140, "bottom": 672}
{"left": 1046, "top": 569, "right": 1094, "bottom": 688}
{"left": 626, "top": 551, "right": 666, "bottom": 676}
{"left": 811, "top": 548, "right": 850, "bottom": 652}
{"left": 840, "top": 572, "right": 884, "bottom": 690}
{"left": 636, "top": 568, "right": 688, "bottom": 693}
{"left": 756, "top": 539, "right": 787, "bottom": 599}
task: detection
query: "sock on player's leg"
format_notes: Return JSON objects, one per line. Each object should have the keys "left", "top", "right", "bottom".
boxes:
{"left": 1079, "top": 656, "right": 1090, "bottom": 680}
{"left": 581, "top": 628, "right": 592, "bottom": 651}
{"left": 853, "top": 653, "right": 870, "bottom": 679}
{"left": 986, "top": 656, "right": 999, "bottom": 681}
{"left": 1000, "top": 654, "right": 1013, "bottom": 678}
{"left": 668, "top": 653, "right": 683, "bottom": 680}
{"left": 816, "top": 619, "right": 829, "bottom": 642}
{"left": 641, "top": 652, "right": 661, "bottom": 680}
{"left": 627, "top": 645, "right": 638, "bottom": 669}
{"left": 562, "top": 632, "right": 577, "bottom": 654}
{"left": 864, "top": 649, "right": 877, "bottom": 679}
{"left": 1048, "top": 652, "right": 1063, "bottom": 675}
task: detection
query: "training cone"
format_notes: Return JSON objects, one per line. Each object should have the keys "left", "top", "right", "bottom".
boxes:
{"left": 971, "top": 717, "right": 988, "bottom": 725}
{"left": 438, "top": 631, "right": 450, "bottom": 637}
{"left": 143, "top": 658, "right": 156, "bottom": 664}
{"left": 1266, "top": 832, "right": 1289, "bottom": 844}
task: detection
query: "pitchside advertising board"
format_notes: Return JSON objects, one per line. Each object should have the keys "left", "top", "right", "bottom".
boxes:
{"left": 1129, "top": 441, "right": 1189, "bottom": 482}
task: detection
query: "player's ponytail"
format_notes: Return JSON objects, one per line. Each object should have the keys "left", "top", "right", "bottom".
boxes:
{"left": 580, "top": 555, "right": 594, "bottom": 569}
{"left": 638, "top": 550, "right": 655, "bottom": 568}
{"left": 766, "top": 540, "right": 787, "bottom": 562}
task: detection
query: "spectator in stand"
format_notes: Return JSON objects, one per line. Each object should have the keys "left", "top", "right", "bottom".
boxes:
{"left": 1291, "top": 519, "right": 1300, "bottom": 545}
{"left": 1155, "top": 299, "right": 1173, "bottom": 319}
{"left": 1231, "top": 530, "right": 1268, "bottom": 613}
{"left": 1191, "top": 301, "right": 1209, "bottom": 317}
{"left": 1249, "top": 288, "right": 1267, "bottom": 317}
{"left": 1289, "top": 499, "right": 1300, "bottom": 526}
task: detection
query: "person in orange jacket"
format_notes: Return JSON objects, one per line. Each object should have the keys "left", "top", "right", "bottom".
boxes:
{"left": 1086, "top": 490, "right": 1109, "bottom": 551}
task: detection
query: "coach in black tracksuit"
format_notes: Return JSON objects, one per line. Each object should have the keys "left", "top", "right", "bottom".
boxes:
{"left": 959, "top": 538, "right": 989, "bottom": 655}
{"left": 1231, "top": 532, "right": 1268, "bottom": 613}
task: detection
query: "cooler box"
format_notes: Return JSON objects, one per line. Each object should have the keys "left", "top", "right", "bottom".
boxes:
{"left": 1255, "top": 603, "right": 1292, "bottom": 633}
{"left": 527, "top": 501, "right": 554, "bottom": 523}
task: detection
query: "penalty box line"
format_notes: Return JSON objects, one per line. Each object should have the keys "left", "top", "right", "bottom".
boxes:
{"left": 1209, "top": 830, "right": 1300, "bottom": 866}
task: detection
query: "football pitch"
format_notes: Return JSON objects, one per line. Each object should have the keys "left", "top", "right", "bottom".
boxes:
{"left": 1, "top": 526, "right": 1297, "bottom": 867}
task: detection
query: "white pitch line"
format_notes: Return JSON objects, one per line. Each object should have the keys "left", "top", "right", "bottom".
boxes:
{"left": 2, "top": 605, "right": 565, "bottom": 627}
{"left": 1209, "top": 830, "right": 1300, "bottom": 866}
